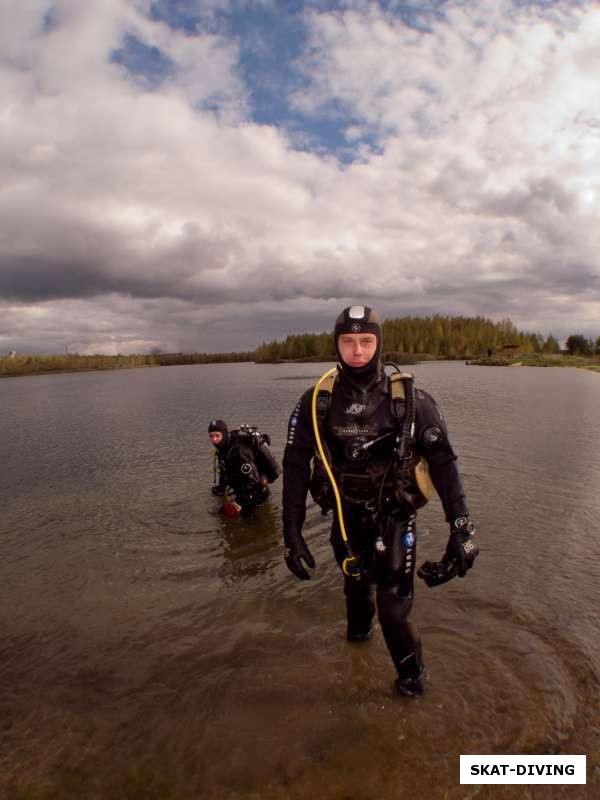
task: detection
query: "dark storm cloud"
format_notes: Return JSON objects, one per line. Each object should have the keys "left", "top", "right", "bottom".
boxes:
{"left": 0, "top": 256, "right": 113, "bottom": 302}
{"left": 0, "top": 218, "right": 251, "bottom": 305}
{"left": 3, "top": 1, "right": 600, "bottom": 355}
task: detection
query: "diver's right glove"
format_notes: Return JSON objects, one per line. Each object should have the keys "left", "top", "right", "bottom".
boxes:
{"left": 211, "top": 485, "right": 225, "bottom": 495}
{"left": 283, "top": 528, "right": 315, "bottom": 581}
{"left": 445, "top": 515, "right": 478, "bottom": 577}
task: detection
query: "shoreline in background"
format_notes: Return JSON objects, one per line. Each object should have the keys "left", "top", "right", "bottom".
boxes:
{"left": 467, "top": 353, "right": 600, "bottom": 373}
{"left": 0, "top": 352, "right": 254, "bottom": 379}
{"left": 2, "top": 351, "right": 600, "bottom": 379}
{"left": 6, "top": 314, "right": 597, "bottom": 378}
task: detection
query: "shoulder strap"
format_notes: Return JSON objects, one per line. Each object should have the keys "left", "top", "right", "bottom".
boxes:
{"left": 318, "top": 372, "right": 337, "bottom": 393}
{"left": 315, "top": 373, "right": 336, "bottom": 432}
{"left": 389, "top": 372, "right": 435, "bottom": 499}
{"left": 389, "top": 371, "right": 416, "bottom": 460}
{"left": 389, "top": 371, "right": 415, "bottom": 421}
{"left": 313, "top": 372, "right": 336, "bottom": 459}
{"left": 389, "top": 371, "right": 415, "bottom": 401}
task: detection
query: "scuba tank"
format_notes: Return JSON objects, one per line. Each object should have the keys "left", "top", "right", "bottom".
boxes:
{"left": 237, "top": 425, "right": 281, "bottom": 484}
{"left": 223, "top": 426, "right": 280, "bottom": 509}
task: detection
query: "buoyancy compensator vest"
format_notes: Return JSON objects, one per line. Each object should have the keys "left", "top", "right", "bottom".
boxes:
{"left": 309, "top": 368, "right": 435, "bottom": 514}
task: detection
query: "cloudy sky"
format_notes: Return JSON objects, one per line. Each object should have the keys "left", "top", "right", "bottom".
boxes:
{"left": 2, "top": 0, "right": 599, "bottom": 354}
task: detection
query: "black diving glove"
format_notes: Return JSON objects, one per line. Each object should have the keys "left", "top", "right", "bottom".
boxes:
{"left": 417, "top": 516, "right": 478, "bottom": 588}
{"left": 211, "top": 485, "right": 225, "bottom": 496}
{"left": 445, "top": 516, "right": 478, "bottom": 577}
{"left": 283, "top": 529, "right": 315, "bottom": 581}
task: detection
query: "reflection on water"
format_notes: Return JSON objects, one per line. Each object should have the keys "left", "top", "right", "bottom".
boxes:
{"left": 1, "top": 362, "right": 599, "bottom": 799}
{"left": 217, "top": 501, "right": 282, "bottom": 585}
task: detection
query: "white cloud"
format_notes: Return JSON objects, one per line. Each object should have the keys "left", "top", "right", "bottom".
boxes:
{"left": 1, "top": 0, "right": 600, "bottom": 354}
{"left": 291, "top": 1, "right": 600, "bottom": 296}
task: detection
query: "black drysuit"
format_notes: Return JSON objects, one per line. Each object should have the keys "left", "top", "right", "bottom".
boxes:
{"left": 215, "top": 429, "right": 280, "bottom": 510}
{"left": 282, "top": 367, "right": 468, "bottom": 680}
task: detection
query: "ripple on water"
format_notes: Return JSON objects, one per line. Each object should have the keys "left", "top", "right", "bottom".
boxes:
{"left": 2, "top": 362, "right": 600, "bottom": 799}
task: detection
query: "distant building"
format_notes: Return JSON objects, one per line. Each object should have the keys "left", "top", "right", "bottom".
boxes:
{"left": 8, "top": 350, "right": 17, "bottom": 359}
{"left": 496, "top": 344, "right": 521, "bottom": 356}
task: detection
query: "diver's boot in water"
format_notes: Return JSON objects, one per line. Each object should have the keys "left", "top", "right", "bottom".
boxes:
{"left": 394, "top": 668, "right": 425, "bottom": 697}
{"left": 393, "top": 640, "right": 425, "bottom": 696}
{"left": 347, "top": 623, "right": 375, "bottom": 642}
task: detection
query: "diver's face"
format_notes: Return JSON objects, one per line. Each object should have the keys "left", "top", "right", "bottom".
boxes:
{"left": 337, "top": 333, "right": 378, "bottom": 367}
{"left": 209, "top": 431, "right": 223, "bottom": 446}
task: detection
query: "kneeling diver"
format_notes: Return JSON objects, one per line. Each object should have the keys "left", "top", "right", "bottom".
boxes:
{"left": 209, "top": 419, "right": 280, "bottom": 516}
{"left": 282, "top": 306, "right": 478, "bottom": 696}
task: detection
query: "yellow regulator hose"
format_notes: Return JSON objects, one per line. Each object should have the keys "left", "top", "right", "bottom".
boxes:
{"left": 311, "top": 367, "right": 362, "bottom": 579}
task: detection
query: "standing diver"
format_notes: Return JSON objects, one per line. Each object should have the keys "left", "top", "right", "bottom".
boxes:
{"left": 281, "top": 306, "right": 478, "bottom": 696}
{"left": 209, "top": 419, "right": 280, "bottom": 516}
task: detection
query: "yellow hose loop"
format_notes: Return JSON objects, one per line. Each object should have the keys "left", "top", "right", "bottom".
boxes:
{"left": 311, "top": 366, "right": 351, "bottom": 547}
{"left": 342, "top": 555, "right": 361, "bottom": 578}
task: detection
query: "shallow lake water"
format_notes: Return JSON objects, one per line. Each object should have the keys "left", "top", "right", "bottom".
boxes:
{"left": 1, "top": 361, "right": 599, "bottom": 799}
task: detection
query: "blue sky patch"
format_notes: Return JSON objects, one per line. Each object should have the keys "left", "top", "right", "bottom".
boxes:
{"left": 120, "top": 1, "right": 401, "bottom": 161}
{"left": 111, "top": 33, "right": 175, "bottom": 89}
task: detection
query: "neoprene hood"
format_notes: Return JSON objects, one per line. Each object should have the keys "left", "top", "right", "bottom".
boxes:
{"left": 208, "top": 419, "right": 229, "bottom": 448}
{"left": 334, "top": 305, "right": 382, "bottom": 385}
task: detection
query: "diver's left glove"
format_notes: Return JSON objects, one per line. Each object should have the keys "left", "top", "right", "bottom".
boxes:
{"left": 445, "top": 516, "right": 478, "bottom": 577}
{"left": 283, "top": 528, "right": 315, "bottom": 581}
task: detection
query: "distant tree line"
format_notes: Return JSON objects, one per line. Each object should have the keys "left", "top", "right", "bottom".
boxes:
{"left": 0, "top": 351, "right": 254, "bottom": 378}
{"left": 150, "top": 351, "right": 254, "bottom": 366}
{"left": 565, "top": 334, "right": 600, "bottom": 356}
{"left": 3, "top": 319, "right": 599, "bottom": 378}
{"left": 254, "top": 315, "right": 562, "bottom": 362}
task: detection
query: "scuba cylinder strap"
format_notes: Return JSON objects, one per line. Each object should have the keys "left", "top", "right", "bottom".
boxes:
{"left": 389, "top": 372, "right": 416, "bottom": 462}
{"left": 389, "top": 372, "right": 435, "bottom": 508}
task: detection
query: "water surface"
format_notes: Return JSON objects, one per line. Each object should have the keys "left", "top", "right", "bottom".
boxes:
{"left": 1, "top": 362, "right": 599, "bottom": 798}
